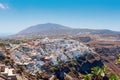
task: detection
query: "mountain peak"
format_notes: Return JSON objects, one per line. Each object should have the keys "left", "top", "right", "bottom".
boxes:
{"left": 18, "top": 23, "right": 71, "bottom": 34}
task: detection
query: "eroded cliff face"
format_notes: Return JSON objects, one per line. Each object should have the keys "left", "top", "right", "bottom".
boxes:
{"left": 73, "top": 35, "right": 120, "bottom": 76}
{"left": 39, "top": 53, "right": 104, "bottom": 80}
{"left": 75, "top": 53, "right": 103, "bottom": 74}
{"left": 84, "top": 41, "right": 120, "bottom": 76}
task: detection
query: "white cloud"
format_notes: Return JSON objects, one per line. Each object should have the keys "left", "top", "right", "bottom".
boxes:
{"left": 0, "top": 3, "right": 8, "bottom": 10}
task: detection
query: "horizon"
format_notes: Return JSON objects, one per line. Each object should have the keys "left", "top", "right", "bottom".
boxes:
{"left": 1, "top": 23, "right": 120, "bottom": 35}
{"left": 0, "top": 0, "right": 120, "bottom": 33}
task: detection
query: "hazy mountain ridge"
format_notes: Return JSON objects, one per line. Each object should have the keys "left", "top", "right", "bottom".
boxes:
{"left": 13, "top": 23, "right": 120, "bottom": 38}
{"left": 18, "top": 23, "right": 72, "bottom": 34}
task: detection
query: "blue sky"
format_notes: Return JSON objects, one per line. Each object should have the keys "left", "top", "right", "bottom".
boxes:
{"left": 0, "top": 0, "right": 120, "bottom": 33}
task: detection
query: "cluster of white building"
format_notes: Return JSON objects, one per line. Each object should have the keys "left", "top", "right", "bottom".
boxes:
{"left": 11, "top": 37, "right": 94, "bottom": 75}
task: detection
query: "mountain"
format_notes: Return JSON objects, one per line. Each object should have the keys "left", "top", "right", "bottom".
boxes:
{"left": 12, "top": 23, "right": 120, "bottom": 38}
{"left": 18, "top": 23, "right": 72, "bottom": 34}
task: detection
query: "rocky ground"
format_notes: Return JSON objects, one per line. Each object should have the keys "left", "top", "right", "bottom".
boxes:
{"left": 74, "top": 34, "right": 120, "bottom": 76}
